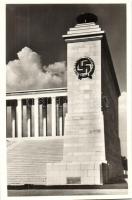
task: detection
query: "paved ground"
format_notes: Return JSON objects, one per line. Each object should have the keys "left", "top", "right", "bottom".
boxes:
{"left": 8, "top": 188, "right": 128, "bottom": 196}
{"left": 8, "top": 183, "right": 128, "bottom": 196}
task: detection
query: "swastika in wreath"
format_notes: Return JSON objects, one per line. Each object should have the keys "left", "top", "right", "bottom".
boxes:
{"left": 74, "top": 57, "right": 95, "bottom": 80}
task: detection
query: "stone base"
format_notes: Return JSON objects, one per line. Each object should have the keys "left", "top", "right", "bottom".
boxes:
{"left": 46, "top": 111, "right": 107, "bottom": 185}
{"left": 46, "top": 161, "right": 104, "bottom": 185}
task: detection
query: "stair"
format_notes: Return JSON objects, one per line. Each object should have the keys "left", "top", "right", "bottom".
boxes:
{"left": 7, "top": 137, "right": 64, "bottom": 185}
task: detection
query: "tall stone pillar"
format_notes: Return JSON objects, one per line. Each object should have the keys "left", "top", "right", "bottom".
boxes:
{"left": 47, "top": 13, "right": 123, "bottom": 185}
{"left": 42, "top": 100, "right": 47, "bottom": 137}
{"left": 34, "top": 98, "right": 39, "bottom": 137}
{"left": 58, "top": 100, "right": 63, "bottom": 136}
{"left": 16, "top": 99, "right": 22, "bottom": 138}
{"left": 51, "top": 97, "right": 56, "bottom": 136}
{"left": 27, "top": 101, "right": 32, "bottom": 137}
{"left": 11, "top": 105, "right": 16, "bottom": 138}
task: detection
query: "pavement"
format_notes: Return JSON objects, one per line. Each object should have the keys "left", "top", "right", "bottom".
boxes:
{"left": 8, "top": 183, "right": 128, "bottom": 196}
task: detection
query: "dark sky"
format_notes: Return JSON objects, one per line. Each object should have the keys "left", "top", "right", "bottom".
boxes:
{"left": 6, "top": 4, "right": 126, "bottom": 91}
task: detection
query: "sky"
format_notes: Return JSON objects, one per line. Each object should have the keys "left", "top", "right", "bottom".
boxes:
{"left": 6, "top": 4, "right": 127, "bottom": 156}
{"left": 6, "top": 4, "right": 126, "bottom": 91}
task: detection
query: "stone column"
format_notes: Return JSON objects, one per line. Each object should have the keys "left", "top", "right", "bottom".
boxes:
{"left": 27, "top": 101, "right": 32, "bottom": 137}
{"left": 16, "top": 99, "right": 22, "bottom": 138}
{"left": 51, "top": 97, "right": 56, "bottom": 136}
{"left": 63, "top": 98, "right": 67, "bottom": 136}
{"left": 59, "top": 101, "right": 63, "bottom": 136}
{"left": 34, "top": 98, "right": 39, "bottom": 137}
{"left": 42, "top": 101, "right": 47, "bottom": 137}
{"left": 11, "top": 105, "right": 16, "bottom": 138}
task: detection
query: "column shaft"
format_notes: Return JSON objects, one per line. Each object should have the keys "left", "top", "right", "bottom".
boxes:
{"left": 63, "top": 101, "right": 67, "bottom": 136}
{"left": 51, "top": 97, "right": 56, "bottom": 136}
{"left": 59, "top": 104, "right": 63, "bottom": 136}
{"left": 27, "top": 104, "right": 31, "bottom": 137}
{"left": 11, "top": 106, "right": 16, "bottom": 138}
{"left": 16, "top": 99, "right": 22, "bottom": 138}
{"left": 42, "top": 104, "right": 47, "bottom": 136}
{"left": 34, "top": 98, "right": 39, "bottom": 137}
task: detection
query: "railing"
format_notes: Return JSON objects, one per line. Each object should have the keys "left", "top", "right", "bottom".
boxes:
{"left": 6, "top": 88, "right": 67, "bottom": 138}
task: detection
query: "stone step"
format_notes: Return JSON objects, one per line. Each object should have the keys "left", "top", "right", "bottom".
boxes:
{"left": 7, "top": 138, "right": 64, "bottom": 185}
{"left": 75, "top": 22, "right": 96, "bottom": 27}
{"left": 67, "top": 27, "right": 101, "bottom": 34}
{"left": 69, "top": 25, "right": 99, "bottom": 31}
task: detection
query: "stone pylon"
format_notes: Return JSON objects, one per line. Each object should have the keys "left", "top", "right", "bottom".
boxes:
{"left": 46, "top": 14, "right": 123, "bottom": 185}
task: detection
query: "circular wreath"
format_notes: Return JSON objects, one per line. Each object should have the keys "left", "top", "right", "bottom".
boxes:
{"left": 74, "top": 57, "right": 95, "bottom": 79}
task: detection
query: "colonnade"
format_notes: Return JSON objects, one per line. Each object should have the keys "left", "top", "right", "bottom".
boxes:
{"left": 6, "top": 88, "right": 67, "bottom": 138}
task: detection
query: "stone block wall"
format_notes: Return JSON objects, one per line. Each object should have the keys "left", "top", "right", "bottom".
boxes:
{"left": 46, "top": 161, "right": 102, "bottom": 185}
{"left": 46, "top": 36, "right": 107, "bottom": 185}
{"left": 67, "top": 39, "right": 101, "bottom": 115}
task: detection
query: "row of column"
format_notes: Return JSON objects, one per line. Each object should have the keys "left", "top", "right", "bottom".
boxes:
{"left": 8, "top": 96, "right": 66, "bottom": 138}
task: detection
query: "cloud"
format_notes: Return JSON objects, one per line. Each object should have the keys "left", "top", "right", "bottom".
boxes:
{"left": 119, "top": 92, "right": 127, "bottom": 156}
{"left": 6, "top": 47, "right": 67, "bottom": 92}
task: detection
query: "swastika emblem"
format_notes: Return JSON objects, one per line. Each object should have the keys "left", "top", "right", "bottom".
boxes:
{"left": 74, "top": 57, "right": 95, "bottom": 80}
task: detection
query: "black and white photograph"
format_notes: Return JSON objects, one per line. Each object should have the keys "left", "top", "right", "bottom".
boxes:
{"left": 4, "top": 2, "right": 131, "bottom": 198}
